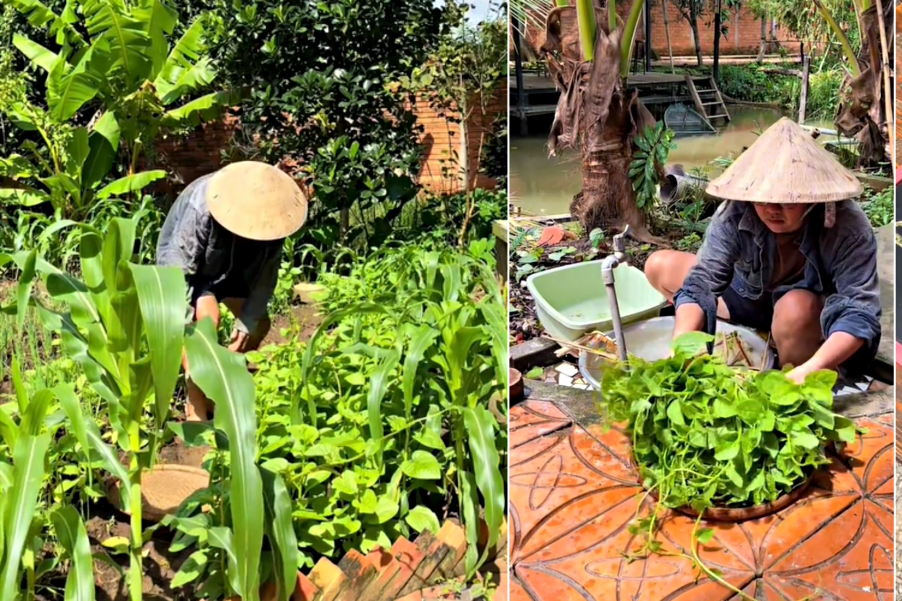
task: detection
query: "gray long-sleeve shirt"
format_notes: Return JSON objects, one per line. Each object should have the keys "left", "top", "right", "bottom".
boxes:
{"left": 155, "top": 173, "right": 284, "bottom": 334}
{"left": 673, "top": 199, "right": 881, "bottom": 357}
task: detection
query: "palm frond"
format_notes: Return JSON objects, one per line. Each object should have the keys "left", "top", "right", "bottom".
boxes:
{"left": 510, "top": 0, "right": 555, "bottom": 44}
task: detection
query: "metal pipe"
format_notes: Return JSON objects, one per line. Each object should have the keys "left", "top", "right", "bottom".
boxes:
{"left": 600, "top": 226, "right": 631, "bottom": 361}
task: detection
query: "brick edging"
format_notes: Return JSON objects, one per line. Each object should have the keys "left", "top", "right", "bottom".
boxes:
{"left": 279, "top": 518, "right": 509, "bottom": 601}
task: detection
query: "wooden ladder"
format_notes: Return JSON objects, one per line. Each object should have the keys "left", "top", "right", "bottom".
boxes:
{"left": 684, "top": 75, "right": 732, "bottom": 127}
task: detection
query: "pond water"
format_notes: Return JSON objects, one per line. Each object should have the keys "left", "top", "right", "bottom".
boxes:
{"left": 510, "top": 106, "right": 833, "bottom": 216}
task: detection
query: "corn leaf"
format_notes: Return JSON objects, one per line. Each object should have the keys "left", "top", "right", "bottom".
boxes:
{"left": 55, "top": 385, "right": 130, "bottom": 487}
{"left": 462, "top": 406, "right": 504, "bottom": 568}
{"left": 185, "top": 319, "right": 263, "bottom": 601}
{"left": 261, "top": 468, "right": 299, "bottom": 601}
{"left": 129, "top": 264, "right": 186, "bottom": 436}
{"left": 50, "top": 506, "right": 96, "bottom": 601}
{"left": 0, "top": 432, "right": 51, "bottom": 597}
{"left": 402, "top": 326, "right": 438, "bottom": 419}
{"left": 367, "top": 351, "right": 399, "bottom": 467}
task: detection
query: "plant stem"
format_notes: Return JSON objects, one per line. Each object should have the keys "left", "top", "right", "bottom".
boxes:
{"left": 575, "top": 0, "right": 596, "bottom": 61}
{"left": 812, "top": 0, "right": 861, "bottom": 77}
{"left": 688, "top": 514, "right": 754, "bottom": 601}
{"left": 127, "top": 425, "right": 143, "bottom": 601}
{"left": 619, "top": 0, "right": 646, "bottom": 78}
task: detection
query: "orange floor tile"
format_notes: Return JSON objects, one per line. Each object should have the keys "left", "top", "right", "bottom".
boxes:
{"left": 509, "top": 400, "right": 893, "bottom": 601}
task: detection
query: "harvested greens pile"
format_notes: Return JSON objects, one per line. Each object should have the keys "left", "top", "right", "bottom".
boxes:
{"left": 599, "top": 332, "right": 861, "bottom": 511}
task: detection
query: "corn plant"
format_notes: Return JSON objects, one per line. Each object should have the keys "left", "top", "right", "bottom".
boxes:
{"left": 7, "top": 218, "right": 185, "bottom": 601}
{"left": 162, "top": 323, "right": 298, "bottom": 600}
{"left": 15, "top": 215, "right": 296, "bottom": 601}
{"left": 0, "top": 351, "right": 95, "bottom": 601}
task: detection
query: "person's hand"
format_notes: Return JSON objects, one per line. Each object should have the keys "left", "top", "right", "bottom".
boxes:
{"left": 785, "top": 362, "right": 816, "bottom": 384}
{"left": 228, "top": 328, "right": 250, "bottom": 353}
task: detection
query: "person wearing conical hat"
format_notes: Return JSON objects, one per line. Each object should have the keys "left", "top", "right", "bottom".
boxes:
{"left": 645, "top": 117, "right": 880, "bottom": 384}
{"left": 156, "top": 161, "right": 309, "bottom": 421}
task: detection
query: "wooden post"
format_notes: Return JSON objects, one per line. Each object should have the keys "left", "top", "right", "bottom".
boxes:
{"left": 661, "top": 0, "right": 674, "bottom": 74}
{"left": 512, "top": 16, "right": 528, "bottom": 136}
{"left": 644, "top": 0, "right": 652, "bottom": 73}
{"left": 798, "top": 54, "right": 810, "bottom": 124}
{"left": 873, "top": 0, "right": 894, "bottom": 159}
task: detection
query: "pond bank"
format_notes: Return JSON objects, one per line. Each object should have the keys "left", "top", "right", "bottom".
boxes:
{"left": 510, "top": 105, "right": 834, "bottom": 216}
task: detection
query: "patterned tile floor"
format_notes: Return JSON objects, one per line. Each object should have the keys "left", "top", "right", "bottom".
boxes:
{"left": 509, "top": 400, "right": 894, "bottom": 601}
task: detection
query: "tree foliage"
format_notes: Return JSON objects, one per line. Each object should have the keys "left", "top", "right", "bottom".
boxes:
{"left": 194, "top": 0, "right": 461, "bottom": 249}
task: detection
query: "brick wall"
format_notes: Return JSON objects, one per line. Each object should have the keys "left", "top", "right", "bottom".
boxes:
{"left": 515, "top": 1, "right": 802, "bottom": 58}
{"left": 152, "top": 83, "right": 506, "bottom": 199}
{"left": 408, "top": 81, "right": 507, "bottom": 193}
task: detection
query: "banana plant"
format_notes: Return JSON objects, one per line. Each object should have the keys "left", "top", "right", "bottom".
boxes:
{"left": 813, "top": 0, "right": 892, "bottom": 166}
{"left": 512, "top": 0, "right": 662, "bottom": 241}
{"left": 2, "top": 0, "right": 233, "bottom": 218}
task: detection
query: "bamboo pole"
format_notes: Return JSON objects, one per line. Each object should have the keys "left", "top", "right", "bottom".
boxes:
{"left": 873, "top": 0, "right": 893, "bottom": 157}
{"left": 798, "top": 54, "right": 810, "bottom": 124}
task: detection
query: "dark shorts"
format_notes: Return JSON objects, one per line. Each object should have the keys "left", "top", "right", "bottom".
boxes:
{"left": 720, "top": 285, "right": 873, "bottom": 376}
{"left": 189, "top": 277, "right": 250, "bottom": 308}
{"left": 720, "top": 286, "right": 777, "bottom": 333}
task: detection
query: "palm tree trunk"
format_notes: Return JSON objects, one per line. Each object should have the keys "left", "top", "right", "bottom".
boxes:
{"left": 689, "top": 3, "right": 702, "bottom": 66}
{"left": 571, "top": 88, "right": 648, "bottom": 233}
{"left": 757, "top": 16, "right": 766, "bottom": 62}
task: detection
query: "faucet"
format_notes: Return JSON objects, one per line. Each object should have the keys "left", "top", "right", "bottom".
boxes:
{"left": 600, "top": 225, "right": 631, "bottom": 361}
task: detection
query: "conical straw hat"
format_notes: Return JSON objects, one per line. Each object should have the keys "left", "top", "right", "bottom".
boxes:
{"left": 706, "top": 117, "right": 862, "bottom": 203}
{"left": 205, "top": 161, "right": 308, "bottom": 241}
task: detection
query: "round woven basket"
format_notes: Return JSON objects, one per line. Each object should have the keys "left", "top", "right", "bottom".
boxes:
{"left": 105, "top": 464, "right": 210, "bottom": 522}
{"left": 628, "top": 453, "right": 815, "bottom": 522}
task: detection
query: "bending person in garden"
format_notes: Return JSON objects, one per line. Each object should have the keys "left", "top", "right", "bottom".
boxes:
{"left": 156, "top": 161, "right": 309, "bottom": 421}
{"left": 644, "top": 117, "right": 881, "bottom": 385}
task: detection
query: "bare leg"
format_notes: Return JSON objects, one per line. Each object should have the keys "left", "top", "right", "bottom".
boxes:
{"left": 771, "top": 289, "right": 824, "bottom": 368}
{"left": 644, "top": 250, "right": 732, "bottom": 320}
{"left": 182, "top": 295, "right": 220, "bottom": 422}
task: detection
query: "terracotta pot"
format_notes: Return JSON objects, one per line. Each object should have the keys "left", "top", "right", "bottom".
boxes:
{"left": 226, "top": 572, "right": 305, "bottom": 601}
{"left": 628, "top": 453, "right": 816, "bottom": 522}
{"left": 509, "top": 368, "right": 523, "bottom": 402}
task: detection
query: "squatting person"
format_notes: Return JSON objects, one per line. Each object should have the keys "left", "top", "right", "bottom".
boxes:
{"left": 644, "top": 117, "right": 881, "bottom": 385}
{"left": 156, "top": 160, "right": 308, "bottom": 421}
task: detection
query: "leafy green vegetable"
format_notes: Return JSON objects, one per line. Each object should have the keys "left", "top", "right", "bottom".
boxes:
{"left": 600, "top": 332, "right": 861, "bottom": 511}
{"left": 597, "top": 331, "right": 863, "bottom": 601}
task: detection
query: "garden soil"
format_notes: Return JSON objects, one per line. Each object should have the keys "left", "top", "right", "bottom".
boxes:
{"left": 86, "top": 509, "right": 193, "bottom": 601}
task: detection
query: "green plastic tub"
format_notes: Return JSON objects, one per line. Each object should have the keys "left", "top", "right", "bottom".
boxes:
{"left": 525, "top": 260, "right": 668, "bottom": 342}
